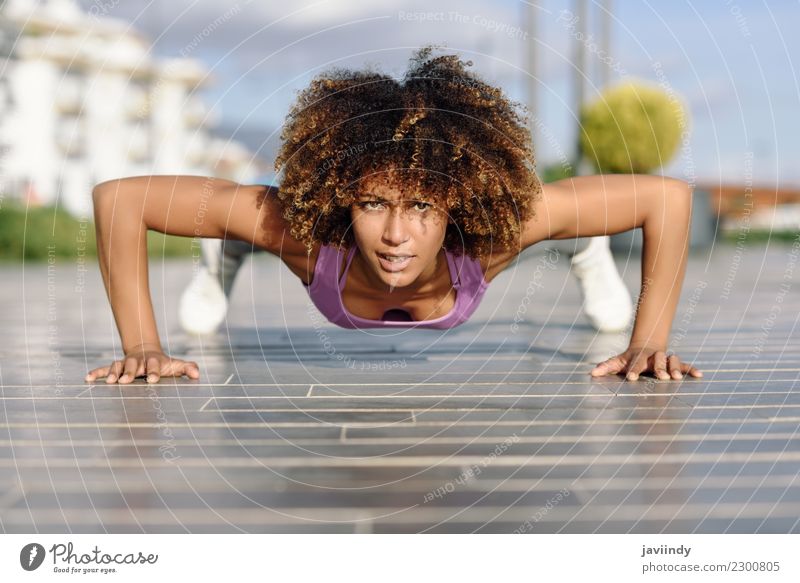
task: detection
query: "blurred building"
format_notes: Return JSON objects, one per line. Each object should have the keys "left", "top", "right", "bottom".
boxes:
{"left": 703, "top": 183, "right": 800, "bottom": 235}
{"left": 0, "top": 0, "right": 266, "bottom": 217}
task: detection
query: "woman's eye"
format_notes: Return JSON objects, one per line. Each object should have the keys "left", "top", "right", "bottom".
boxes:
{"left": 358, "top": 201, "right": 431, "bottom": 212}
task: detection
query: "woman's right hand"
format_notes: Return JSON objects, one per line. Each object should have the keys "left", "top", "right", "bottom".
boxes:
{"left": 84, "top": 344, "right": 200, "bottom": 384}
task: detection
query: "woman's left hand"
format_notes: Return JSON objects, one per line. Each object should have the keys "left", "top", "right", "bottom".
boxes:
{"left": 590, "top": 345, "right": 703, "bottom": 381}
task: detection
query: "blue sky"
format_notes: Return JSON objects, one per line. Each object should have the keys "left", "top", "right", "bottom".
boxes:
{"left": 77, "top": 0, "right": 800, "bottom": 189}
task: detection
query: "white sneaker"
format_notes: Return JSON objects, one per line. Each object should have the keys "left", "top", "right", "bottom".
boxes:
{"left": 178, "top": 238, "right": 246, "bottom": 335}
{"left": 569, "top": 235, "right": 633, "bottom": 332}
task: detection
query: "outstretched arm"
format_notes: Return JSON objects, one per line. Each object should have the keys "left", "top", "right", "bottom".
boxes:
{"left": 522, "top": 173, "right": 703, "bottom": 381}
{"left": 87, "top": 176, "right": 282, "bottom": 383}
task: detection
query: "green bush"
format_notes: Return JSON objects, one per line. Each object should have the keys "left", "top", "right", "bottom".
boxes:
{"left": 721, "top": 229, "right": 800, "bottom": 244}
{"left": 579, "top": 81, "right": 687, "bottom": 174}
{"left": 539, "top": 163, "right": 577, "bottom": 183}
{"left": 0, "top": 202, "right": 194, "bottom": 261}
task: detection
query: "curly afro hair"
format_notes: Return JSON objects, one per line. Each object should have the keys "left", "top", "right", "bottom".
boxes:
{"left": 260, "top": 44, "right": 543, "bottom": 259}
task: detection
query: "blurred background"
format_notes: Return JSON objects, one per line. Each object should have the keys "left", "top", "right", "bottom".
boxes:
{"left": 1, "top": 0, "right": 798, "bottom": 260}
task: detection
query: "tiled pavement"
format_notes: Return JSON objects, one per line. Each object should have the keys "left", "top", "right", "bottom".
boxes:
{"left": 1, "top": 239, "right": 799, "bottom": 533}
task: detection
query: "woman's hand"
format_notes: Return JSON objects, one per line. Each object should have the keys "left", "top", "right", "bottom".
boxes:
{"left": 590, "top": 345, "right": 703, "bottom": 381}
{"left": 84, "top": 344, "right": 200, "bottom": 384}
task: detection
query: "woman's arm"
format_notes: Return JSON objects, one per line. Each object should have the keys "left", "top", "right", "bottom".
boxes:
{"left": 88, "top": 175, "right": 282, "bottom": 383}
{"left": 522, "top": 173, "right": 702, "bottom": 380}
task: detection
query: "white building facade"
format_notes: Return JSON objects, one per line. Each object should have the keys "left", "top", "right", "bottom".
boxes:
{"left": 0, "top": 0, "right": 263, "bottom": 217}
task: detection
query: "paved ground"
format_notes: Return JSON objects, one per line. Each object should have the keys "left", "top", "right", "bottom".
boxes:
{"left": 1, "top": 237, "right": 799, "bottom": 533}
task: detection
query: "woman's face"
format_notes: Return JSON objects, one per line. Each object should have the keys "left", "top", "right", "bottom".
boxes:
{"left": 349, "top": 176, "right": 450, "bottom": 290}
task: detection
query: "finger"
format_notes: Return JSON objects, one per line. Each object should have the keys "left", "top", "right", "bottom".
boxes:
{"left": 667, "top": 354, "right": 683, "bottom": 379}
{"left": 681, "top": 362, "right": 703, "bottom": 377}
{"left": 146, "top": 356, "right": 161, "bottom": 383}
{"left": 85, "top": 366, "right": 109, "bottom": 382}
{"left": 161, "top": 358, "right": 179, "bottom": 377}
{"left": 183, "top": 361, "right": 200, "bottom": 380}
{"left": 626, "top": 355, "right": 648, "bottom": 381}
{"left": 653, "top": 351, "right": 669, "bottom": 380}
{"left": 118, "top": 356, "right": 140, "bottom": 384}
{"left": 590, "top": 359, "right": 613, "bottom": 376}
{"left": 107, "top": 361, "right": 124, "bottom": 384}
{"left": 591, "top": 356, "right": 625, "bottom": 377}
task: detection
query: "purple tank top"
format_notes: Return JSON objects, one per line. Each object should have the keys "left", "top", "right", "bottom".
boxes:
{"left": 301, "top": 243, "right": 490, "bottom": 329}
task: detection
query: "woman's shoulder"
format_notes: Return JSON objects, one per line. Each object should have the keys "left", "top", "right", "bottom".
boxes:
{"left": 280, "top": 240, "right": 352, "bottom": 287}
{"left": 274, "top": 240, "right": 321, "bottom": 286}
{"left": 474, "top": 246, "right": 523, "bottom": 285}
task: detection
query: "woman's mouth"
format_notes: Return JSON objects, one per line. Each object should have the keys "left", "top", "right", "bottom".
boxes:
{"left": 377, "top": 252, "right": 414, "bottom": 272}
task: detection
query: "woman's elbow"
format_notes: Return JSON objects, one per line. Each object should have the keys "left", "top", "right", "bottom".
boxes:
{"left": 92, "top": 179, "right": 127, "bottom": 202}
{"left": 655, "top": 178, "right": 693, "bottom": 216}
{"left": 666, "top": 177, "right": 693, "bottom": 197}
{"left": 657, "top": 180, "right": 693, "bottom": 240}
{"left": 670, "top": 179, "right": 694, "bottom": 214}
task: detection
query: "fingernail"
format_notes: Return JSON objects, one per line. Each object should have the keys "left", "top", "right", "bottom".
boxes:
{"left": 147, "top": 375, "right": 157, "bottom": 383}
{"left": 106, "top": 375, "right": 116, "bottom": 383}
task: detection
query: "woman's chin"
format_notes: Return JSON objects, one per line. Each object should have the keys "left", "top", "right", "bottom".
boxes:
{"left": 372, "top": 269, "right": 415, "bottom": 289}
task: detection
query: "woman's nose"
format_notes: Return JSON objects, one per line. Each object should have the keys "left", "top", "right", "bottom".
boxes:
{"left": 383, "top": 207, "right": 411, "bottom": 244}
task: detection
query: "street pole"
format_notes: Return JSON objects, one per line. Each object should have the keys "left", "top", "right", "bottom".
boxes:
{"left": 525, "top": 1, "right": 538, "bottom": 154}
{"left": 573, "top": 0, "right": 588, "bottom": 175}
